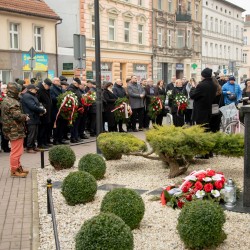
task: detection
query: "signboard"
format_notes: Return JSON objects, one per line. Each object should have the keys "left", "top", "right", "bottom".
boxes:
{"left": 73, "top": 34, "right": 86, "bottom": 59}
{"left": 48, "top": 70, "right": 55, "bottom": 80}
{"left": 86, "top": 71, "right": 94, "bottom": 80}
{"left": 176, "top": 63, "right": 184, "bottom": 70}
{"left": 92, "top": 62, "right": 112, "bottom": 82}
{"left": 62, "top": 70, "right": 74, "bottom": 76}
{"left": 22, "top": 53, "right": 48, "bottom": 71}
{"left": 63, "top": 63, "right": 73, "bottom": 70}
{"left": 133, "top": 64, "right": 147, "bottom": 82}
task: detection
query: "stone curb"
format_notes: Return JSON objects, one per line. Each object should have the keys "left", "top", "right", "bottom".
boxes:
{"left": 32, "top": 168, "right": 40, "bottom": 250}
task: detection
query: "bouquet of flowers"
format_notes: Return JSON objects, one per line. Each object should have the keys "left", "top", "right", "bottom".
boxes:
{"left": 161, "top": 169, "right": 226, "bottom": 209}
{"left": 55, "top": 91, "right": 78, "bottom": 126}
{"left": 111, "top": 97, "right": 132, "bottom": 122}
{"left": 148, "top": 96, "right": 163, "bottom": 119}
{"left": 81, "top": 91, "right": 96, "bottom": 106}
{"left": 174, "top": 93, "right": 188, "bottom": 113}
{"left": 166, "top": 90, "right": 173, "bottom": 98}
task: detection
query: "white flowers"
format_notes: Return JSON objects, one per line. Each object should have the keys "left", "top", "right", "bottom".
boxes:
{"left": 195, "top": 190, "right": 205, "bottom": 199}
{"left": 203, "top": 177, "right": 212, "bottom": 182}
{"left": 211, "top": 190, "right": 220, "bottom": 198}
{"left": 184, "top": 175, "right": 197, "bottom": 182}
{"left": 212, "top": 174, "right": 223, "bottom": 181}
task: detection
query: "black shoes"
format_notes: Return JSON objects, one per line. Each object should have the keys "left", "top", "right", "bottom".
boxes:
{"left": 80, "top": 134, "right": 89, "bottom": 139}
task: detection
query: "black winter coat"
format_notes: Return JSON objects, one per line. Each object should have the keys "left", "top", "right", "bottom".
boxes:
{"left": 21, "top": 91, "right": 45, "bottom": 125}
{"left": 169, "top": 87, "right": 188, "bottom": 114}
{"left": 145, "top": 86, "right": 159, "bottom": 109}
{"left": 190, "top": 78, "right": 217, "bottom": 125}
{"left": 50, "top": 85, "right": 63, "bottom": 119}
{"left": 112, "top": 83, "right": 127, "bottom": 98}
{"left": 103, "top": 89, "right": 117, "bottom": 128}
{"left": 37, "top": 82, "right": 52, "bottom": 124}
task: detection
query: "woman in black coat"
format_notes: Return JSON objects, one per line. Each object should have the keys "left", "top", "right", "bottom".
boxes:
{"left": 169, "top": 79, "right": 188, "bottom": 127}
{"left": 190, "top": 68, "right": 217, "bottom": 129}
{"left": 156, "top": 80, "right": 166, "bottom": 125}
{"left": 102, "top": 82, "right": 118, "bottom": 132}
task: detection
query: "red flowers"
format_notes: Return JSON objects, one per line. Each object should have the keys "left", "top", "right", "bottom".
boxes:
{"left": 194, "top": 181, "right": 203, "bottom": 190}
{"left": 214, "top": 180, "right": 224, "bottom": 190}
{"left": 204, "top": 183, "right": 213, "bottom": 192}
{"left": 207, "top": 169, "right": 216, "bottom": 177}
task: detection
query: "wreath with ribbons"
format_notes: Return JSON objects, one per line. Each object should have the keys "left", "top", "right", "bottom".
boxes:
{"left": 111, "top": 97, "right": 132, "bottom": 122}
{"left": 148, "top": 96, "right": 163, "bottom": 119}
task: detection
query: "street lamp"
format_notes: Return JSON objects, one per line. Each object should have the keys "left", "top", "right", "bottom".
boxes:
{"left": 94, "top": 0, "right": 103, "bottom": 153}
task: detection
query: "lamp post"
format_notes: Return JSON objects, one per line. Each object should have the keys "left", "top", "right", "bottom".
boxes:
{"left": 94, "top": 0, "right": 103, "bottom": 153}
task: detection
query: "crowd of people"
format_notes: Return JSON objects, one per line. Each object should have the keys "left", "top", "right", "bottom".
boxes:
{"left": 0, "top": 68, "right": 250, "bottom": 177}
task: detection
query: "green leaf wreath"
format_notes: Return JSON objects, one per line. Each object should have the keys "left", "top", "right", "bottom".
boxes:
{"left": 112, "top": 97, "right": 132, "bottom": 122}
{"left": 148, "top": 96, "right": 163, "bottom": 119}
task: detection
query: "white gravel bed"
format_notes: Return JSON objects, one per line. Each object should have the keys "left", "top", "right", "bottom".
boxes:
{"left": 37, "top": 155, "right": 250, "bottom": 250}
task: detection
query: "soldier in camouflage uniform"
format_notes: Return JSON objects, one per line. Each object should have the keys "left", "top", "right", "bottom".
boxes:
{"left": 1, "top": 82, "right": 30, "bottom": 177}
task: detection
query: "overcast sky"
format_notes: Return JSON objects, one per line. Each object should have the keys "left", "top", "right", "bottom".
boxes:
{"left": 227, "top": 0, "right": 250, "bottom": 15}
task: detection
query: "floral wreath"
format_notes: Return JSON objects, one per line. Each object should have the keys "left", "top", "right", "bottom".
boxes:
{"left": 174, "top": 93, "right": 188, "bottom": 114}
{"left": 148, "top": 96, "right": 163, "bottom": 119}
{"left": 111, "top": 97, "right": 132, "bottom": 122}
{"left": 161, "top": 169, "right": 226, "bottom": 209}
{"left": 55, "top": 91, "right": 78, "bottom": 126}
{"left": 81, "top": 91, "right": 96, "bottom": 107}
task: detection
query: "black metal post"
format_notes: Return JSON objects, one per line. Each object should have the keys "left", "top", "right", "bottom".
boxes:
{"left": 242, "top": 105, "right": 250, "bottom": 207}
{"left": 94, "top": 0, "right": 103, "bottom": 154}
{"left": 47, "top": 179, "right": 52, "bottom": 214}
{"left": 41, "top": 150, "right": 45, "bottom": 169}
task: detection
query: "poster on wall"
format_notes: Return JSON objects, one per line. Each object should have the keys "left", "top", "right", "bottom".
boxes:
{"left": 48, "top": 70, "right": 55, "bottom": 80}
{"left": 133, "top": 64, "right": 147, "bottom": 82}
{"left": 22, "top": 53, "right": 48, "bottom": 71}
{"left": 92, "top": 62, "right": 112, "bottom": 82}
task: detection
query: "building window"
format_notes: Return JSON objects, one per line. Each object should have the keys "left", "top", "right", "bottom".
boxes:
{"left": 215, "top": 19, "right": 218, "bottom": 32}
{"left": 194, "top": 36, "right": 199, "bottom": 51}
{"left": 187, "top": 30, "right": 191, "bottom": 48}
{"left": 168, "top": 30, "right": 171, "bottom": 47}
{"left": 178, "top": 0, "right": 182, "bottom": 13}
{"left": 0, "top": 70, "right": 11, "bottom": 83}
{"left": 205, "top": 42, "right": 208, "bottom": 56}
{"left": 138, "top": 0, "right": 143, "bottom": 6}
{"left": 210, "top": 17, "right": 213, "bottom": 32}
{"left": 177, "top": 30, "right": 184, "bottom": 48}
{"left": 168, "top": 0, "right": 172, "bottom": 13}
{"left": 215, "top": 44, "right": 218, "bottom": 57}
{"left": 224, "top": 45, "right": 226, "bottom": 59}
{"left": 34, "top": 26, "right": 42, "bottom": 51}
{"left": 187, "top": 1, "right": 191, "bottom": 13}
{"left": 138, "top": 24, "right": 143, "bottom": 45}
{"left": 224, "top": 21, "right": 227, "bottom": 35}
{"left": 9, "top": 23, "right": 19, "bottom": 49}
{"left": 219, "top": 45, "right": 222, "bottom": 56}
{"left": 158, "top": 0, "right": 162, "bottom": 10}
{"left": 195, "top": 4, "right": 198, "bottom": 21}
{"left": 210, "top": 43, "right": 213, "bottom": 57}
{"left": 92, "top": 15, "right": 95, "bottom": 38}
{"left": 124, "top": 22, "right": 130, "bottom": 43}
{"left": 205, "top": 15, "right": 208, "bottom": 30}
{"left": 244, "top": 36, "right": 248, "bottom": 45}
{"left": 228, "top": 46, "right": 231, "bottom": 60}
{"left": 236, "top": 25, "right": 239, "bottom": 37}
{"left": 108, "top": 18, "right": 115, "bottom": 41}
{"left": 236, "top": 48, "right": 239, "bottom": 60}
{"left": 157, "top": 27, "right": 163, "bottom": 46}
{"left": 243, "top": 53, "right": 247, "bottom": 63}
{"left": 228, "top": 23, "right": 231, "bottom": 36}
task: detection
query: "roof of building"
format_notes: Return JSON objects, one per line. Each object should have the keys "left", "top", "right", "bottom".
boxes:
{"left": 222, "top": 0, "right": 245, "bottom": 13}
{"left": 0, "top": 0, "right": 61, "bottom": 20}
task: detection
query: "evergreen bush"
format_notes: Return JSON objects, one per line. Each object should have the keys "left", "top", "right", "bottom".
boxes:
{"left": 49, "top": 145, "right": 76, "bottom": 170}
{"left": 78, "top": 153, "right": 106, "bottom": 180}
{"left": 75, "top": 213, "right": 133, "bottom": 250}
{"left": 61, "top": 171, "right": 97, "bottom": 206}
{"left": 97, "top": 132, "right": 147, "bottom": 160}
{"left": 177, "top": 200, "right": 226, "bottom": 250}
{"left": 101, "top": 188, "right": 145, "bottom": 229}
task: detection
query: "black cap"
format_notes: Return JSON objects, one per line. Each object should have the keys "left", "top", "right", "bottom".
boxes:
{"left": 59, "top": 75, "right": 67, "bottom": 82}
{"left": 17, "top": 79, "right": 25, "bottom": 86}
{"left": 30, "top": 78, "right": 37, "bottom": 84}
{"left": 27, "top": 84, "right": 39, "bottom": 90}
{"left": 73, "top": 77, "right": 81, "bottom": 85}
{"left": 229, "top": 76, "right": 235, "bottom": 81}
{"left": 201, "top": 68, "right": 212, "bottom": 78}
{"left": 44, "top": 78, "right": 52, "bottom": 86}
{"left": 61, "top": 81, "right": 69, "bottom": 86}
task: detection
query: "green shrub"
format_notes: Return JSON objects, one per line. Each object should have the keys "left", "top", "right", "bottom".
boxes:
{"left": 101, "top": 188, "right": 145, "bottom": 229}
{"left": 78, "top": 153, "right": 106, "bottom": 180}
{"left": 97, "top": 132, "right": 147, "bottom": 160}
{"left": 177, "top": 200, "right": 226, "bottom": 250}
{"left": 61, "top": 171, "right": 97, "bottom": 206}
{"left": 75, "top": 213, "right": 133, "bottom": 250}
{"left": 49, "top": 145, "right": 76, "bottom": 170}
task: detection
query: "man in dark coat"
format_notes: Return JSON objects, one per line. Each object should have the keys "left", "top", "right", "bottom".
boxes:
{"left": 67, "top": 77, "right": 84, "bottom": 143}
{"left": 21, "top": 84, "right": 46, "bottom": 153}
{"left": 112, "top": 78, "right": 127, "bottom": 132}
{"left": 37, "top": 78, "right": 52, "bottom": 148}
{"left": 190, "top": 68, "right": 217, "bottom": 127}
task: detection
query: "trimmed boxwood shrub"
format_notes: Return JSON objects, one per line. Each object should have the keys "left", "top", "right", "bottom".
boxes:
{"left": 49, "top": 145, "right": 76, "bottom": 170}
{"left": 78, "top": 153, "right": 106, "bottom": 180}
{"left": 97, "top": 132, "right": 147, "bottom": 160}
{"left": 177, "top": 200, "right": 227, "bottom": 250}
{"left": 61, "top": 171, "right": 97, "bottom": 206}
{"left": 101, "top": 188, "right": 145, "bottom": 229}
{"left": 75, "top": 213, "right": 133, "bottom": 250}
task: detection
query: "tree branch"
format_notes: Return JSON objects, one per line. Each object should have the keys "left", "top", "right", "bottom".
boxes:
{"left": 126, "top": 151, "right": 161, "bottom": 161}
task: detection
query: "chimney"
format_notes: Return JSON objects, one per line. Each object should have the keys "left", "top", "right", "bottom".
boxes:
{"left": 245, "top": 15, "right": 250, "bottom": 22}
